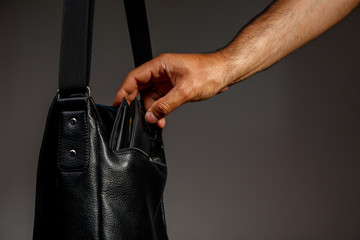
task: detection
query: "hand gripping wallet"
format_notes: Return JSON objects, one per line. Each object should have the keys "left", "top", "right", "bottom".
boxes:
{"left": 32, "top": 0, "right": 169, "bottom": 239}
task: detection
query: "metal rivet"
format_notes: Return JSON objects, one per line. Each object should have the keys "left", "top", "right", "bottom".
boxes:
{"left": 70, "top": 118, "right": 77, "bottom": 125}
{"left": 69, "top": 149, "right": 76, "bottom": 157}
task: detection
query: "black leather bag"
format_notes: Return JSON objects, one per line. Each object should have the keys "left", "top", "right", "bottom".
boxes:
{"left": 32, "top": 0, "right": 168, "bottom": 239}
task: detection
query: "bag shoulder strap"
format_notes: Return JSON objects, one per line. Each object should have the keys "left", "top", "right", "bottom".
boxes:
{"left": 58, "top": 0, "right": 152, "bottom": 95}
{"left": 124, "top": 0, "right": 153, "bottom": 68}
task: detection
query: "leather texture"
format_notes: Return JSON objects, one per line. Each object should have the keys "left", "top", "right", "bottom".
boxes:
{"left": 33, "top": 0, "right": 168, "bottom": 238}
{"left": 33, "top": 95, "right": 168, "bottom": 240}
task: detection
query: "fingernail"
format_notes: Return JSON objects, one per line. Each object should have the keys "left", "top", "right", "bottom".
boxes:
{"left": 145, "top": 111, "right": 158, "bottom": 124}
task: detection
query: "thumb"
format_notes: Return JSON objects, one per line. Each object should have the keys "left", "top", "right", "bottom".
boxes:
{"left": 145, "top": 87, "right": 188, "bottom": 124}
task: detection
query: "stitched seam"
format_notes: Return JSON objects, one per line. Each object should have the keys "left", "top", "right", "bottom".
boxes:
{"left": 57, "top": 112, "right": 62, "bottom": 171}
{"left": 95, "top": 112, "right": 104, "bottom": 240}
{"left": 85, "top": 109, "right": 89, "bottom": 171}
{"left": 92, "top": 100, "right": 104, "bottom": 240}
{"left": 113, "top": 149, "right": 167, "bottom": 167}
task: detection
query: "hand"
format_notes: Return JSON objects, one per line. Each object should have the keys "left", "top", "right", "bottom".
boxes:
{"left": 113, "top": 52, "right": 230, "bottom": 128}
{"left": 113, "top": 0, "right": 359, "bottom": 129}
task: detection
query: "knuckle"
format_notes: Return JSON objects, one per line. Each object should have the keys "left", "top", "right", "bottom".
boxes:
{"left": 148, "top": 58, "right": 161, "bottom": 70}
{"left": 155, "top": 101, "right": 172, "bottom": 117}
{"left": 125, "top": 70, "right": 135, "bottom": 80}
{"left": 178, "top": 87, "right": 192, "bottom": 100}
{"left": 156, "top": 53, "right": 175, "bottom": 66}
{"left": 157, "top": 53, "right": 171, "bottom": 60}
{"left": 152, "top": 54, "right": 171, "bottom": 74}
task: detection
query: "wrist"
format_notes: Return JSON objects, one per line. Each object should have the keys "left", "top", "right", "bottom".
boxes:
{"left": 217, "top": 47, "right": 251, "bottom": 87}
{"left": 217, "top": 30, "right": 274, "bottom": 87}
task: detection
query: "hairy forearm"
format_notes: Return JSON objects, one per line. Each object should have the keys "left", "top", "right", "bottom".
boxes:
{"left": 115, "top": 0, "right": 358, "bottom": 126}
{"left": 219, "top": 0, "right": 359, "bottom": 86}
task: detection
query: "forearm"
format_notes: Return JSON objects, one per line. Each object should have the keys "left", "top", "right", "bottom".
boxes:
{"left": 114, "top": 0, "right": 359, "bottom": 127}
{"left": 219, "top": 0, "right": 359, "bottom": 86}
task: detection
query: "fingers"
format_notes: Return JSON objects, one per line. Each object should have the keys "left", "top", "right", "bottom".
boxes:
{"left": 145, "top": 85, "right": 188, "bottom": 125}
{"left": 141, "top": 87, "right": 168, "bottom": 128}
{"left": 112, "top": 60, "right": 159, "bottom": 107}
{"left": 156, "top": 118, "right": 166, "bottom": 128}
{"left": 142, "top": 86, "right": 164, "bottom": 110}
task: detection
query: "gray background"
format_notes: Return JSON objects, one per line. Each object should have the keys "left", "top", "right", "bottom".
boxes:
{"left": 0, "top": 0, "right": 359, "bottom": 239}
